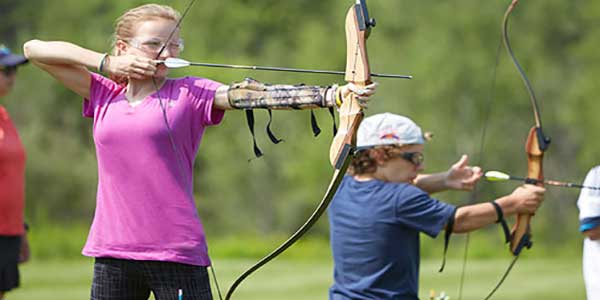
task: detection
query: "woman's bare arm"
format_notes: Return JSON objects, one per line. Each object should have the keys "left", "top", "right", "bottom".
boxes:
{"left": 23, "top": 40, "right": 105, "bottom": 98}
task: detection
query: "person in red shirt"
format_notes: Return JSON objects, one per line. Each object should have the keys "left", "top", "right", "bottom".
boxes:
{"left": 0, "top": 44, "right": 30, "bottom": 300}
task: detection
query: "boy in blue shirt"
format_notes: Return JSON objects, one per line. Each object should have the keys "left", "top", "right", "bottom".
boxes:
{"left": 328, "top": 113, "right": 545, "bottom": 300}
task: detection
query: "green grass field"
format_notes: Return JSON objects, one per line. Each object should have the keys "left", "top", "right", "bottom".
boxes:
{"left": 7, "top": 257, "right": 584, "bottom": 300}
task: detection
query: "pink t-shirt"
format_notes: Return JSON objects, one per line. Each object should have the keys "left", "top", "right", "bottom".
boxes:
{"left": 82, "top": 73, "right": 224, "bottom": 266}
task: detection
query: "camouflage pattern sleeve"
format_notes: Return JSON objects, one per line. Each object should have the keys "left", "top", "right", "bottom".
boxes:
{"left": 227, "top": 78, "right": 338, "bottom": 110}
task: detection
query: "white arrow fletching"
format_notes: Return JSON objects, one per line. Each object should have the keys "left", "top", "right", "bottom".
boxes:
{"left": 484, "top": 171, "right": 511, "bottom": 181}
{"left": 163, "top": 57, "right": 191, "bottom": 69}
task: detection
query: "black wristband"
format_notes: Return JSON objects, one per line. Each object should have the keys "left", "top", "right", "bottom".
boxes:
{"left": 490, "top": 201, "right": 510, "bottom": 243}
{"left": 490, "top": 201, "right": 504, "bottom": 223}
{"left": 24, "top": 222, "right": 29, "bottom": 232}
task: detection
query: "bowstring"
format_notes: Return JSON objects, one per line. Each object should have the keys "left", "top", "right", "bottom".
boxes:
{"left": 456, "top": 16, "right": 505, "bottom": 300}
{"left": 151, "top": 1, "right": 225, "bottom": 300}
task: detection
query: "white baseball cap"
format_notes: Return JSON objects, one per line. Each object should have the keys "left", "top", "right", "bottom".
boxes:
{"left": 356, "top": 113, "right": 427, "bottom": 150}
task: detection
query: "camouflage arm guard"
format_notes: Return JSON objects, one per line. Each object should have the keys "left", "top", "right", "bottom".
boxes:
{"left": 227, "top": 78, "right": 338, "bottom": 110}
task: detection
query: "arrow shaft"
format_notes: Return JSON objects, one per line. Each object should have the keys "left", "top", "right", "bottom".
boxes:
{"left": 184, "top": 61, "right": 412, "bottom": 79}
{"left": 500, "top": 176, "right": 600, "bottom": 190}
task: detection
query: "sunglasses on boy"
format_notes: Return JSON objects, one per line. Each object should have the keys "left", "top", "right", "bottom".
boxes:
{"left": 397, "top": 152, "right": 424, "bottom": 166}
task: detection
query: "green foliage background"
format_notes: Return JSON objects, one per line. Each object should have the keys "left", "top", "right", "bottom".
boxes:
{"left": 1, "top": 0, "right": 599, "bottom": 260}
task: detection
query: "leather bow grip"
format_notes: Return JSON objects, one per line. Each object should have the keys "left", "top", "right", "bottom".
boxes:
{"left": 509, "top": 126, "right": 544, "bottom": 255}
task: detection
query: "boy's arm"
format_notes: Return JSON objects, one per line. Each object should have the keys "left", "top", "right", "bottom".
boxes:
{"left": 415, "top": 155, "right": 482, "bottom": 194}
{"left": 414, "top": 172, "right": 447, "bottom": 194}
{"left": 452, "top": 184, "right": 545, "bottom": 233}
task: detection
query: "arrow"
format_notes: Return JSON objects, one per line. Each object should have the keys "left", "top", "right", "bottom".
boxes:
{"left": 484, "top": 170, "right": 600, "bottom": 190}
{"left": 160, "top": 57, "right": 413, "bottom": 79}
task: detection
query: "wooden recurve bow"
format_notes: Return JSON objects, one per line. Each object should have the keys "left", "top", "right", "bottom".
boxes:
{"left": 225, "top": 1, "right": 375, "bottom": 299}
{"left": 484, "top": 1, "right": 551, "bottom": 299}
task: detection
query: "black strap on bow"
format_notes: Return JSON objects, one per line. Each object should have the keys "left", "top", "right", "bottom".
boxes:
{"left": 329, "top": 107, "right": 338, "bottom": 136}
{"left": 245, "top": 109, "right": 263, "bottom": 158}
{"left": 245, "top": 109, "right": 285, "bottom": 159}
{"left": 266, "top": 109, "right": 283, "bottom": 144}
{"left": 310, "top": 110, "right": 321, "bottom": 137}
{"left": 247, "top": 108, "right": 337, "bottom": 158}
{"left": 439, "top": 207, "right": 457, "bottom": 272}
{"left": 310, "top": 108, "right": 338, "bottom": 137}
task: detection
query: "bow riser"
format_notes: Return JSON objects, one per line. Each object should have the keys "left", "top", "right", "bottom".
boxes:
{"left": 510, "top": 126, "right": 544, "bottom": 255}
{"left": 329, "top": 2, "right": 371, "bottom": 167}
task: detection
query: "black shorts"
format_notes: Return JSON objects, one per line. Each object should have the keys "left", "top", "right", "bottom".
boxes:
{"left": 0, "top": 236, "right": 21, "bottom": 292}
{"left": 91, "top": 257, "right": 212, "bottom": 300}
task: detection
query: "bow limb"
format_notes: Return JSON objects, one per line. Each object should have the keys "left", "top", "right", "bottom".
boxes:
{"left": 225, "top": 2, "right": 374, "bottom": 299}
{"left": 482, "top": 3, "right": 552, "bottom": 299}
{"left": 502, "top": 0, "right": 550, "bottom": 256}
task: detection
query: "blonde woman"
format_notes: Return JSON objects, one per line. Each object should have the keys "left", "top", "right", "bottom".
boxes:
{"left": 24, "top": 4, "right": 376, "bottom": 300}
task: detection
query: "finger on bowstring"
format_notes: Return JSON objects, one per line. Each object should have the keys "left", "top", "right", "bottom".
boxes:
{"left": 132, "top": 67, "right": 149, "bottom": 76}
{"left": 145, "top": 62, "right": 157, "bottom": 72}
{"left": 134, "top": 57, "right": 152, "bottom": 67}
{"left": 130, "top": 73, "right": 145, "bottom": 80}
{"left": 137, "top": 65, "right": 156, "bottom": 75}
{"left": 131, "top": 69, "right": 148, "bottom": 78}
{"left": 133, "top": 60, "right": 153, "bottom": 71}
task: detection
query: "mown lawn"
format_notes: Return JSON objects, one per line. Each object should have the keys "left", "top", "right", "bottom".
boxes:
{"left": 8, "top": 257, "right": 584, "bottom": 300}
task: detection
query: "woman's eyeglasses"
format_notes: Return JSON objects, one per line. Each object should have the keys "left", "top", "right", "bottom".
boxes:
{"left": 127, "top": 38, "right": 184, "bottom": 54}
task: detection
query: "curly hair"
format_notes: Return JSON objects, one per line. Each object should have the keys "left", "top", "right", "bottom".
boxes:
{"left": 349, "top": 145, "right": 408, "bottom": 175}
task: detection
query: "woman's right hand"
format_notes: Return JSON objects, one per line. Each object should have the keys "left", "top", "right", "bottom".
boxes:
{"left": 105, "top": 54, "right": 159, "bottom": 80}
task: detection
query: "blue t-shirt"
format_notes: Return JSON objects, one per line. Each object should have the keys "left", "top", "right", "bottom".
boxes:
{"left": 328, "top": 176, "right": 455, "bottom": 300}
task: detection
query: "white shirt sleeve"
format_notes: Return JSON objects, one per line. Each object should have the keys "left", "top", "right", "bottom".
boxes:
{"left": 578, "top": 167, "right": 600, "bottom": 300}
{"left": 578, "top": 166, "right": 600, "bottom": 222}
